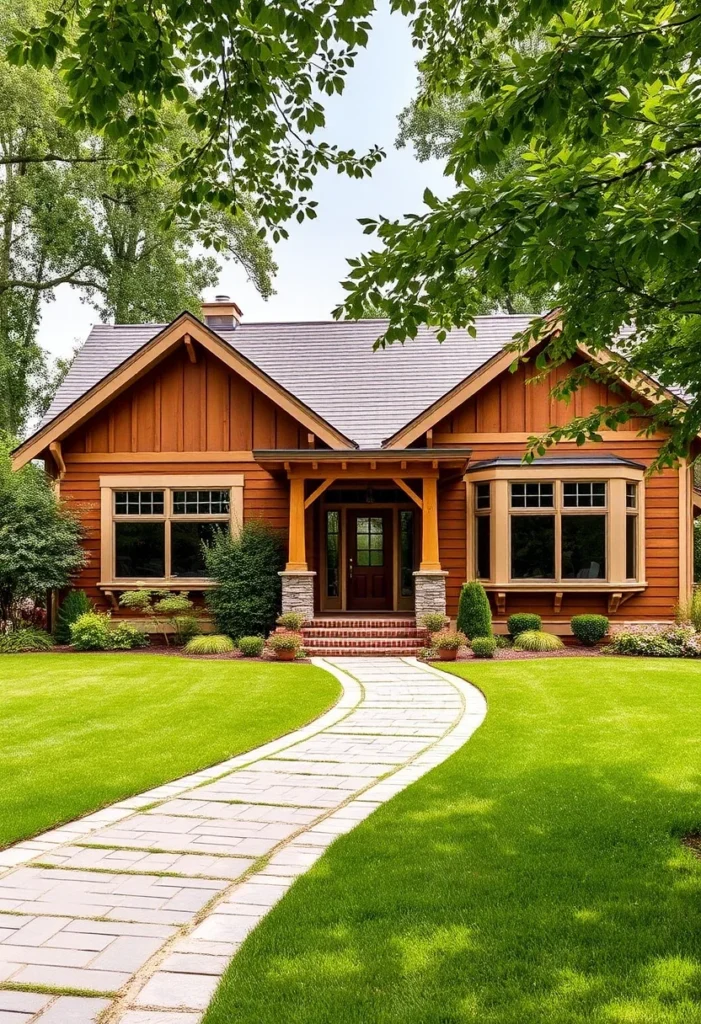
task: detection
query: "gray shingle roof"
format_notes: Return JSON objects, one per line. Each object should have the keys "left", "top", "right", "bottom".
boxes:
{"left": 40, "top": 315, "right": 536, "bottom": 449}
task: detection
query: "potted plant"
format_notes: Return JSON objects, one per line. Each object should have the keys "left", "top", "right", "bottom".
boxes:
{"left": 432, "top": 628, "right": 467, "bottom": 661}
{"left": 268, "top": 630, "right": 304, "bottom": 661}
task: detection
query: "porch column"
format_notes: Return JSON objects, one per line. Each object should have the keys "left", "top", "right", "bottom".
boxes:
{"left": 414, "top": 475, "right": 449, "bottom": 621}
{"left": 280, "top": 475, "right": 316, "bottom": 621}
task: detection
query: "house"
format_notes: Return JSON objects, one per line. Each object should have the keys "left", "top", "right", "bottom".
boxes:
{"left": 12, "top": 297, "right": 696, "bottom": 645}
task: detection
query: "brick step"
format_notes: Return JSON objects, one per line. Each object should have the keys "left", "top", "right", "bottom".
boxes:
{"left": 308, "top": 618, "right": 417, "bottom": 630}
{"left": 303, "top": 636, "right": 421, "bottom": 650}
{"left": 302, "top": 627, "right": 424, "bottom": 639}
{"left": 307, "top": 647, "right": 423, "bottom": 658}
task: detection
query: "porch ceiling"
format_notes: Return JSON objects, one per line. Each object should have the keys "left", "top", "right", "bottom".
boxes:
{"left": 253, "top": 448, "right": 471, "bottom": 476}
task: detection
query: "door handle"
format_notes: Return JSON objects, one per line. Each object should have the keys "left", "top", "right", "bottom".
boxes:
{"left": 349, "top": 557, "right": 353, "bottom": 580}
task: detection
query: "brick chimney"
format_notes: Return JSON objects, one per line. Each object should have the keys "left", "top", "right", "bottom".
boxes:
{"left": 201, "top": 294, "right": 242, "bottom": 330}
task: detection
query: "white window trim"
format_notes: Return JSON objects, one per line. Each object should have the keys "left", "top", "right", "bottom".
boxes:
{"left": 99, "top": 474, "right": 244, "bottom": 587}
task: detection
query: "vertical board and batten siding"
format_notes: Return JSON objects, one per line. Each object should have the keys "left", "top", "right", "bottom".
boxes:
{"left": 433, "top": 359, "right": 680, "bottom": 622}
{"left": 58, "top": 347, "right": 300, "bottom": 608}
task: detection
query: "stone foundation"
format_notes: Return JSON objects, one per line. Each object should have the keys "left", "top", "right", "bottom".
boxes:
{"left": 279, "top": 570, "right": 316, "bottom": 622}
{"left": 413, "top": 570, "right": 449, "bottom": 621}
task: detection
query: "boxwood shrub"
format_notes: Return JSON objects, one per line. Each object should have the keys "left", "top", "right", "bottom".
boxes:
{"left": 507, "top": 613, "right": 542, "bottom": 637}
{"left": 571, "top": 614, "right": 609, "bottom": 646}
{"left": 471, "top": 635, "right": 497, "bottom": 658}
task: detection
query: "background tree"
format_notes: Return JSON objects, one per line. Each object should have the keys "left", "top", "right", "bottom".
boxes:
{"left": 0, "top": 433, "right": 85, "bottom": 627}
{"left": 2, "top": 0, "right": 275, "bottom": 437}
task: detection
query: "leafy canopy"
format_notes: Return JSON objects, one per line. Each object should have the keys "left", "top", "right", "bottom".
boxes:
{"left": 8, "top": 0, "right": 384, "bottom": 242}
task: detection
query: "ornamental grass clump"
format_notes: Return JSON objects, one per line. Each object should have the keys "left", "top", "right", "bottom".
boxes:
{"left": 513, "top": 630, "right": 564, "bottom": 653}
{"left": 184, "top": 634, "right": 235, "bottom": 655}
{"left": 238, "top": 635, "right": 265, "bottom": 657}
{"left": 507, "top": 613, "right": 542, "bottom": 638}
{"left": 471, "top": 635, "right": 497, "bottom": 659}
{"left": 457, "top": 582, "right": 492, "bottom": 639}
{"left": 0, "top": 626, "right": 53, "bottom": 653}
{"left": 571, "top": 614, "right": 609, "bottom": 646}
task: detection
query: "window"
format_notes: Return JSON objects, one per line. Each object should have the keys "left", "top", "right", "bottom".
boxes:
{"left": 326, "top": 510, "right": 340, "bottom": 598}
{"left": 626, "top": 483, "right": 637, "bottom": 509}
{"left": 563, "top": 482, "right": 606, "bottom": 507}
{"left": 356, "top": 516, "right": 383, "bottom": 566}
{"left": 103, "top": 477, "right": 243, "bottom": 584}
{"left": 510, "top": 482, "right": 554, "bottom": 508}
{"left": 476, "top": 515, "right": 491, "bottom": 579}
{"left": 476, "top": 483, "right": 491, "bottom": 510}
{"left": 511, "top": 514, "right": 555, "bottom": 578}
{"left": 561, "top": 516, "right": 606, "bottom": 578}
{"left": 626, "top": 483, "right": 638, "bottom": 578}
{"left": 400, "top": 510, "right": 415, "bottom": 597}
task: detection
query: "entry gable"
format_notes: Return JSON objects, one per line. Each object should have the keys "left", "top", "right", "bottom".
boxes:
{"left": 13, "top": 313, "right": 356, "bottom": 469}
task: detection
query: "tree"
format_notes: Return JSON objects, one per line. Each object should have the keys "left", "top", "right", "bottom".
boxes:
{"left": 0, "top": 433, "right": 85, "bottom": 626}
{"left": 336, "top": 1, "right": 701, "bottom": 470}
{"left": 1, "top": 0, "right": 275, "bottom": 436}
{"left": 8, "top": 0, "right": 384, "bottom": 241}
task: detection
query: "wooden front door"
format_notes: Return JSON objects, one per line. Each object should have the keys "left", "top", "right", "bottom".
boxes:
{"left": 348, "top": 511, "right": 393, "bottom": 610}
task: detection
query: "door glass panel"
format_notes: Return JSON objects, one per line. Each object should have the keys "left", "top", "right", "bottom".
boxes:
{"left": 356, "top": 515, "right": 383, "bottom": 567}
{"left": 326, "top": 511, "right": 340, "bottom": 597}
{"left": 400, "top": 510, "right": 415, "bottom": 596}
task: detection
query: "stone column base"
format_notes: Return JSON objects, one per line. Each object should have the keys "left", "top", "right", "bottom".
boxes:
{"left": 279, "top": 571, "right": 316, "bottom": 622}
{"left": 413, "top": 570, "right": 449, "bottom": 621}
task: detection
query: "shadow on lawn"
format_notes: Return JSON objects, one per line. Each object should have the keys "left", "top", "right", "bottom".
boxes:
{"left": 205, "top": 666, "right": 701, "bottom": 1024}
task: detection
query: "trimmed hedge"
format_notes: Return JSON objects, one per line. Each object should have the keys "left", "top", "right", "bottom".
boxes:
{"left": 471, "top": 636, "right": 497, "bottom": 658}
{"left": 457, "top": 581, "right": 492, "bottom": 639}
{"left": 571, "top": 614, "right": 609, "bottom": 646}
{"left": 507, "top": 613, "right": 542, "bottom": 637}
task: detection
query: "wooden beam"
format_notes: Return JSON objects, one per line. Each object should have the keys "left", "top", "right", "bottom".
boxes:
{"left": 608, "top": 592, "right": 623, "bottom": 614}
{"left": 391, "top": 478, "right": 423, "bottom": 509}
{"left": 554, "top": 592, "right": 563, "bottom": 614}
{"left": 49, "top": 441, "right": 65, "bottom": 479}
{"left": 183, "top": 334, "right": 197, "bottom": 363}
{"left": 420, "top": 476, "right": 441, "bottom": 570}
{"left": 307, "top": 432, "right": 315, "bottom": 449}
{"left": 286, "top": 477, "right": 307, "bottom": 570}
{"left": 426, "top": 428, "right": 433, "bottom": 449}
{"left": 304, "top": 477, "right": 337, "bottom": 510}
{"left": 495, "top": 592, "right": 506, "bottom": 616}
{"left": 287, "top": 466, "right": 440, "bottom": 481}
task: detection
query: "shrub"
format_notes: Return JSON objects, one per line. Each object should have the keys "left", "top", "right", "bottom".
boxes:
{"left": 172, "top": 615, "right": 200, "bottom": 646}
{"left": 184, "top": 634, "right": 236, "bottom": 655}
{"left": 276, "top": 612, "right": 306, "bottom": 631}
{"left": 507, "top": 613, "right": 542, "bottom": 637}
{"left": 268, "top": 630, "right": 304, "bottom": 652}
{"left": 206, "top": 522, "right": 285, "bottom": 640}
{"left": 119, "top": 590, "right": 197, "bottom": 645}
{"left": 238, "top": 635, "right": 265, "bottom": 657}
{"left": 110, "top": 622, "right": 149, "bottom": 650}
{"left": 457, "top": 582, "right": 492, "bottom": 639}
{"left": 675, "top": 588, "right": 701, "bottom": 631}
{"left": 0, "top": 627, "right": 53, "bottom": 653}
{"left": 70, "top": 612, "right": 112, "bottom": 651}
{"left": 432, "top": 628, "right": 467, "bottom": 650}
{"left": 54, "top": 589, "right": 93, "bottom": 644}
{"left": 420, "top": 612, "right": 448, "bottom": 634}
{"left": 609, "top": 624, "right": 701, "bottom": 657}
{"left": 494, "top": 635, "right": 513, "bottom": 649}
{"left": 0, "top": 436, "right": 85, "bottom": 627}
{"left": 514, "top": 630, "right": 564, "bottom": 652}
{"left": 571, "top": 614, "right": 609, "bottom": 646}
{"left": 471, "top": 635, "right": 497, "bottom": 658}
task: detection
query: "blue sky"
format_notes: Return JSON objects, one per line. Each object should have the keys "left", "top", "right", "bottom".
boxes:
{"left": 38, "top": 3, "right": 450, "bottom": 359}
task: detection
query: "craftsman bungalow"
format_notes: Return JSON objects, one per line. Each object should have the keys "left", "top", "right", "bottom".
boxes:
{"left": 12, "top": 297, "right": 696, "bottom": 642}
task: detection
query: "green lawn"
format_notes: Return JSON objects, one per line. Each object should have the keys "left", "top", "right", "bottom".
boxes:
{"left": 204, "top": 658, "right": 701, "bottom": 1024}
{"left": 0, "top": 654, "right": 339, "bottom": 849}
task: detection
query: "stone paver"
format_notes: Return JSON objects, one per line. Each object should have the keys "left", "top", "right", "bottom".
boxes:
{"left": 0, "top": 657, "right": 485, "bottom": 1022}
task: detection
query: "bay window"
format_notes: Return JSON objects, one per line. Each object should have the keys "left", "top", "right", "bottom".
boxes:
{"left": 100, "top": 475, "right": 244, "bottom": 585}
{"left": 467, "top": 458, "right": 645, "bottom": 593}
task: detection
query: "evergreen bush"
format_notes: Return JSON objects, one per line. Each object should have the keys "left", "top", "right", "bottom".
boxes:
{"left": 507, "top": 613, "right": 542, "bottom": 637}
{"left": 238, "top": 635, "right": 265, "bottom": 657}
{"left": 110, "top": 622, "right": 149, "bottom": 649}
{"left": 54, "top": 589, "right": 93, "bottom": 644}
{"left": 456, "top": 581, "right": 492, "bottom": 639}
{"left": 205, "top": 521, "right": 285, "bottom": 640}
{"left": 70, "top": 612, "right": 112, "bottom": 650}
{"left": 570, "top": 614, "right": 609, "bottom": 646}
{"left": 471, "top": 635, "right": 497, "bottom": 658}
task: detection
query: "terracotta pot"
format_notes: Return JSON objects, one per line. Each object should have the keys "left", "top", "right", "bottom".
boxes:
{"left": 437, "top": 647, "right": 458, "bottom": 661}
{"left": 275, "top": 647, "right": 297, "bottom": 661}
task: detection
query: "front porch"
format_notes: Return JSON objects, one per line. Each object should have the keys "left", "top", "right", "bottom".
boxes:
{"left": 254, "top": 449, "right": 470, "bottom": 622}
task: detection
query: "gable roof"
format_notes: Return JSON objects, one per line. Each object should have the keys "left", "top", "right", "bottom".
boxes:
{"left": 38, "top": 315, "right": 535, "bottom": 450}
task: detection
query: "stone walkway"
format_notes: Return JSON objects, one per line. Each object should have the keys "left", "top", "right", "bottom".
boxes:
{"left": 0, "top": 657, "right": 486, "bottom": 1024}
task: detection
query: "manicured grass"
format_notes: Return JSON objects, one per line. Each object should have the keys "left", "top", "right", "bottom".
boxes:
{"left": 204, "top": 659, "right": 701, "bottom": 1024}
{"left": 0, "top": 654, "right": 339, "bottom": 849}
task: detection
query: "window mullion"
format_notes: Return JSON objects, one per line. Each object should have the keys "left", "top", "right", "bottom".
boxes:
{"left": 165, "top": 488, "right": 172, "bottom": 580}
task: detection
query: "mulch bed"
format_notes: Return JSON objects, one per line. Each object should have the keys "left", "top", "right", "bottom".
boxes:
{"left": 449, "top": 645, "right": 605, "bottom": 661}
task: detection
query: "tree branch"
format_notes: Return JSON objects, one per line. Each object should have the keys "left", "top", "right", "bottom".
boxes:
{"left": 0, "top": 154, "right": 111, "bottom": 166}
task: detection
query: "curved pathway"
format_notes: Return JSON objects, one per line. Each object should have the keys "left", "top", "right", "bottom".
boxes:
{"left": 0, "top": 658, "right": 486, "bottom": 1023}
